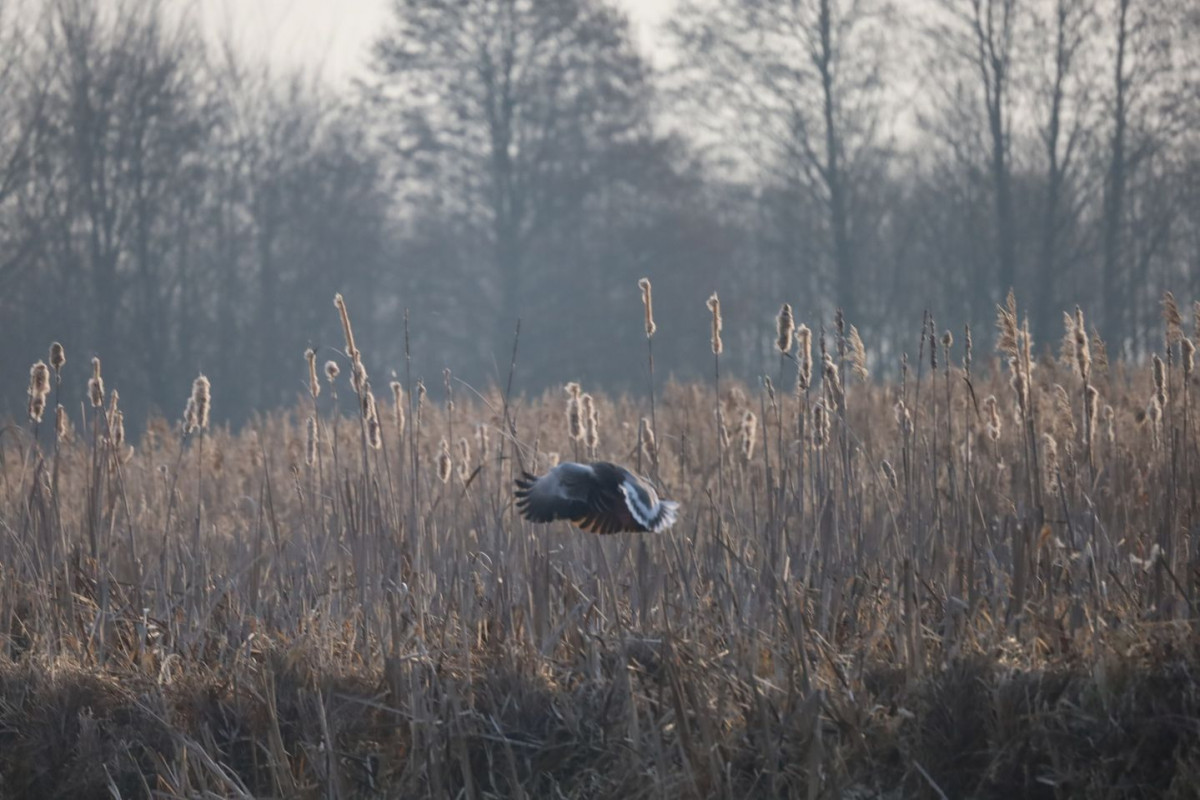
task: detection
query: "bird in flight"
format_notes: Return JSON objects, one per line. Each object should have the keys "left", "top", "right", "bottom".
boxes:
{"left": 514, "top": 461, "right": 679, "bottom": 534}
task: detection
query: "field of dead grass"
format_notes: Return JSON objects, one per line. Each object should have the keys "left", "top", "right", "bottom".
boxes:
{"left": 2, "top": 292, "right": 1200, "bottom": 799}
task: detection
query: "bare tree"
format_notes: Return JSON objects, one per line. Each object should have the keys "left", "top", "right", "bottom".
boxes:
{"left": 368, "top": 0, "right": 652, "bottom": 347}
{"left": 927, "top": 0, "right": 1022, "bottom": 305}
{"left": 667, "top": 0, "right": 892, "bottom": 324}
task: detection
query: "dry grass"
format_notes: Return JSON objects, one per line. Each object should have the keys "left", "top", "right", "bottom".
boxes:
{"left": 2, "top": 295, "right": 1200, "bottom": 798}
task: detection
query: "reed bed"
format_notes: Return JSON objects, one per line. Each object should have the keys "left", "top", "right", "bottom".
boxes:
{"left": 2, "top": 292, "right": 1200, "bottom": 798}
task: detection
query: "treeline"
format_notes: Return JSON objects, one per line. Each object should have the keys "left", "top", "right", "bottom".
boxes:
{"left": 0, "top": 0, "right": 1196, "bottom": 426}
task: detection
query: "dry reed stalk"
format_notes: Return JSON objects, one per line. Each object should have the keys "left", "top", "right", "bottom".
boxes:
{"left": 639, "top": 279, "right": 659, "bottom": 477}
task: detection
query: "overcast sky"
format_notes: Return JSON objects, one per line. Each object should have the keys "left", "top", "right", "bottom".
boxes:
{"left": 189, "top": 0, "right": 677, "bottom": 85}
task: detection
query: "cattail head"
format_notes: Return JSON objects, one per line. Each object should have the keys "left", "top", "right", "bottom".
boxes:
{"left": 184, "top": 397, "right": 197, "bottom": 434}
{"left": 456, "top": 437, "right": 471, "bottom": 481}
{"left": 639, "top": 417, "right": 656, "bottom": 463}
{"left": 566, "top": 385, "right": 584, "bottom": 441}
{"left": 190, "top": 374, "right": 211, "bottom": 432}
{"left": 928, "top": 319, "right": 938, "bottom": 371}
{"left": 1182, "top": 338, "right": 1195, "bottom": 382}
{"left": 1103, "top": 404, "right": 1115, "bottom": 445}
{"left": 437, "top": 438, "right": 452, "bottom": 483}
{"left": 740, "top": 409, "right": 757, "bottom": 461}
{"left": 813, "top": 403, "right": 830, "bottom": 449}
{"left": 795, "top": 324, "right": 813, "bottom": 391}
{"left": 325, "top": 360, "right": 340, "bottom": 383}
{"left": 111, "top": 409, "right": 125, "bottom": 449}
{"left": 895, "top": 398, "right": 913, "bottom": 436}
{"left": 639, "top": 278, "right": 656, "bottom": 338}
{"left": 1085, "top": 384, "right": 1099, "bottom": 443}
{"left": 582, "top": 393, "right": 599, "bottom": 451}
{"left": 367, "top": 411, "right": 382, "bottom": 449}
{"left": 706, "top": 292, "right": 723, "bottom": 355}
{"left": 1152, "top": 354, "right": 1167, "bottom": 408}
{"left": 849, "top": 325, "right": 868, "bottom": 381}
{"left": 1163, "top": 291, "right": 1184, "bottom": 345}
{"left": 352, "top": 360, "right": 369, "bottom": 396}
{"left": 390, "top": 380, "right": 406, "bottom": 436}
{"left": 88, "top": 357, "right": 105, "bottom": 408}
{"left": 28, "top": 361, "right": 50, "bottom": 422}
{"left": 835, "top": 308, "right": 847, "bottom": 358}
{"left": 416, "top": 380, "right": 427, "bottom": 427}
{"left": 56, "top": 404, "right": 69, "bottom": 442}
{"left": 776, "top": 303, "right": 794, "bottom": 355}
{"left": 334, "top": 293, "right": 358, "bottom": 361}
{"left": 49, "top": 342, "right": 65, "bottom": 373}
{"left": 984, "top": 395, "right": 1001, "bottom": 442}
{"left": 305, "top": 348, "right": 320, "bottom": 399}
{"left": 822, "top": 352, "right": 844, "bottom": 408}
{"left": 306, "top": 415, "right": 318, "bottom": 466}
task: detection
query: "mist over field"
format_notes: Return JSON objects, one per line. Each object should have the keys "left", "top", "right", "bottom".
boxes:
{"left": 1, "top": 0, "right": 1199, "bottom": 797}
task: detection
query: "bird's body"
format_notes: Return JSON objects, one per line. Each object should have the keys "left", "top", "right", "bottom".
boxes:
{"left": 514, "top": 461, "right": 679, "bottom": 534}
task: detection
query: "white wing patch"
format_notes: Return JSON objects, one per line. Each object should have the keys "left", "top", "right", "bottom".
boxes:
{"left": 619, "top": 480, "right": 679, "bottom": 532}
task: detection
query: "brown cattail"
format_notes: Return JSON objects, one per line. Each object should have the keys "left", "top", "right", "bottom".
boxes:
{"left": 928, "top": 317, "right": 938, "bottom": 371}
{"left": 437, "top": 438, "right": 452, "bottom": 483}
{"left": 191, "top": 374, "right": 211, "bottom": 432}
{"left": 1085, "top": 384, "right": 1099, "bottom": 444}
{"left": 1009, "top": 355, "right": 1028, "bottom": 416}
{"left": 1147, "top": 396, "right": 1162, "bottom": 448}
{"left": 813, "top": 403, "right": 830, "bottom": 449}
{"left": 361, "top": 388, "right": 377, "bottom": 421}
{"left": 1163, "top": 291, "right": 1184, "bottom": 345}
{"left": 184, "top": 397, "right": 197, "bottom": 433}
{"left": 1152, "top": 354, "right": 1166, "bottom": 409}
{"left": 849, "top": 325, "right": 869, "bottom": 381}
{"left": 639, "top": 278, "right": 656, "bottom": 338}
{"left": 334, "top": 293, "right": 358, "bottom": 361}
{"left": 822, "top": 352, "right": 844, "bottom": 408}
{"left": 367, "top": 413, "right": 381, "bottom": 450}
{"left": 456, "top": 437, "right": 471, "bottom": 481}
{"left": 706, "top": 292, "right": 723, "bottom": 355}
{"left": 111, "top": 409, "right": 125, "bottom": 449}
{"left": 352, "top": 359, "right": 369, "bottom": 395}
{"left": 390, "top": 380, "right": 406, "bottom": 436}
{"left": 740, "top": 409, "right": 757, "bottom": 460}
{"left": 1182, "top": 338, "right": 1195, "bottom": 382}
{"left": 305, "top": 415, "right": 318, "bottom": 466}
{"left": 776, "top": 303, "right": 794, "bottom": 354}
{"left": 55, "top": 404, "right": 69, "bottom": 442}
{"left": 566, "top": 383, "right": 584, "bottom": 441}
{"left": 1103, "top": 404, "right": 1115, "bottom": 445}
{"left": 28, "top": 361, "right": 50, "bottom": 422}
{"left": 415, "top": 380, "right": 427, "bottom": 429}
{"left": 895, "top": 398, "right": 913, "bottom": 436}
{"left": 796, "top": 324, "right": 813, "bottom": 391}
{"left": 49, "top": 342, "right": 65, "bottom": 373}
{"left": 88, "top": 357, "right": 105, "bottom": 408}
{"left": 984, "top": 395, "right": 1001, "bottom": 442}
{"left": 639, "top": 417, "right": 656, "bottom": 463}
{"left": 835, "top": 309, "right": 847, "bottom": 359}
{"left": 305, "top": 348, "right": 320, "bottom": 399}
{"left": 582, "top": 393, "right": 599, "bottom": 451}
{"left": 325, "top": 360, "right": 340, "bottom": 382}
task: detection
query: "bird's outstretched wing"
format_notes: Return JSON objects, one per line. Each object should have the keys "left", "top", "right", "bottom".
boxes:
{"left": 515, "top": 463, "right": 612, "bottom": 525}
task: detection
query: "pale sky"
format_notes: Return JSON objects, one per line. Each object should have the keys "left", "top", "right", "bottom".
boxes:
{"left": 189, "top": 0, "right": 678, "bottom": 85}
